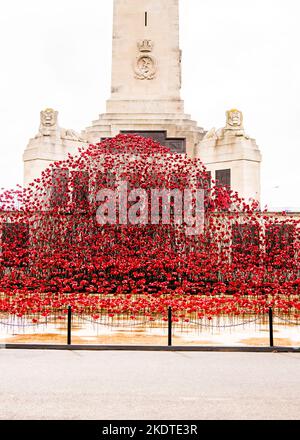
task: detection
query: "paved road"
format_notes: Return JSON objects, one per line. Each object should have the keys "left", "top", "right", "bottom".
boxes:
{"left": 0, "top": 350, "right": 300, "bottom": 420}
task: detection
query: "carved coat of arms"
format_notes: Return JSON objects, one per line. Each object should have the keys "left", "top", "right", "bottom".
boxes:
{"left": 134, "top": 40, "right": 156, "bottom": 80}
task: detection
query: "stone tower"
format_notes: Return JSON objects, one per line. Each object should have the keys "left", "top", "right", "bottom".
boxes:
{"left": 196, "top": 109, "right": 262, "bottom": 203}
{"left": 85, "top": 0, "right": 204, "bottom": 156}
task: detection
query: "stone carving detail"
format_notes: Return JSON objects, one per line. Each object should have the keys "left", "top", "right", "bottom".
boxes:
{"left": 226, "top": 109, "right": 243, "bottom": 129}
{"left": 138, "top": 39, "right": 153, "bottom": 53}
{"left": 61, "top": 128, "right": 87, "bottom": 142}
{"left": 39, "top": 108, "right": 58, "bottom": 136}
{"left": 37, "top": 108, "right": 87, "bottom": 142}
{"left": 203, "top": 109, "right": 250, "bottom": 142}
{"left": 224, "top": 109, "right": 250, "bottom": 138}
{"left": 135, "top": 39, "right": 156, "bottom": 80}
{"left": 203, "top": 128, "right": 218, "bottom": 140}
{"left": 135, "top": 55, "right": 156, "bottom": 80}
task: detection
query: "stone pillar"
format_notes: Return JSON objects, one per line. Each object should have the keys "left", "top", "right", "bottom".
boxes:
{"left": 85, "top": 0, "right": 204, "bottom": 156}
{"left": 108, "top": 0, "right": 182, "bottom": 113}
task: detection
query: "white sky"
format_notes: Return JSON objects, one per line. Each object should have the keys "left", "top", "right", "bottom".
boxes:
{"left": 0, "top": 0, "right": 299, "bottom": 209}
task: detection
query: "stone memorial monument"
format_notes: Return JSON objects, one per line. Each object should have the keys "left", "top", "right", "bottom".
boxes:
{"left": 23, "top": 0, "right": 262, "bottom": 203}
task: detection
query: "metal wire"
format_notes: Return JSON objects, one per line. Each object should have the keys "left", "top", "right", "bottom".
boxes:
{"left": 0, "top": 312, "right": 299, "bottom": 330}
{"left": 188, "top": 316, "right": 262, "bottom": 329}
{"left": 0, "top": 320, "right": 48, "bottom": 328}
{"left": 79, "top": 315, "right": 158, "bottom": 328}
{"left": 274, "top": 315, "right": 300, "bottom": 326}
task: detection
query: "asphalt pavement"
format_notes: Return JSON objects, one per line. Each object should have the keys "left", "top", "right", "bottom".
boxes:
{"left": 1, "top": 350, "right": 299, "bottom": 419}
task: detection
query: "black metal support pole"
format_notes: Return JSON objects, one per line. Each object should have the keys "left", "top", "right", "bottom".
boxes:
{"left": 67, "top": 306, "right": 72, "bottom": 345}
{"left": 168, "top": 306, "right": 172, "bottom": 347}
{"left": 269, "top": 307, "right": 274, "bottom": 348}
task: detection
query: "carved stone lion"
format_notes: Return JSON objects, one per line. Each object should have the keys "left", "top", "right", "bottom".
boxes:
{"left": 225, "top": 109, "right": 243, "bottom": 130}
{"left": 202, "top": 109, "right": 250, "bottom": 142}
{"left": 38, "top": 108, "right": 59, "bottom": 137}
{"left": 61, "top": 128, "right": 87, "bottom": 142}
{"left": 224, "top": 109, "right": 250, "bottom": 138}
{"left": 37, "top": 108, "right": 86, "bottom": 142}
{"left": 40, "top": 108, "right": 58, "bottom": 127}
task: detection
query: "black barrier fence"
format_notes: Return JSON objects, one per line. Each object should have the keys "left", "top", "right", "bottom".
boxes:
{"left": 269, "top": 307, "right": 274, "bottom": 347}
{"left": 0, "top": 307, "right": 299, "bottom": 350}
{"left": 67, "top": 306, "right": 72, "bottom": 345}
{"left": 64, "top": 307, "right": 277, "bottom": 348}
{"left": 168, "top": 306, "right": 172, "bottom": 347}
{"left": 66, "top": 305, "right": 174, "bottom": 347}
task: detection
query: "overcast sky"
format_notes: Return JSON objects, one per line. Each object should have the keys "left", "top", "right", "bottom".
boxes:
{"left": 0, "top": 0, "right": 299, "bottom": 209}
